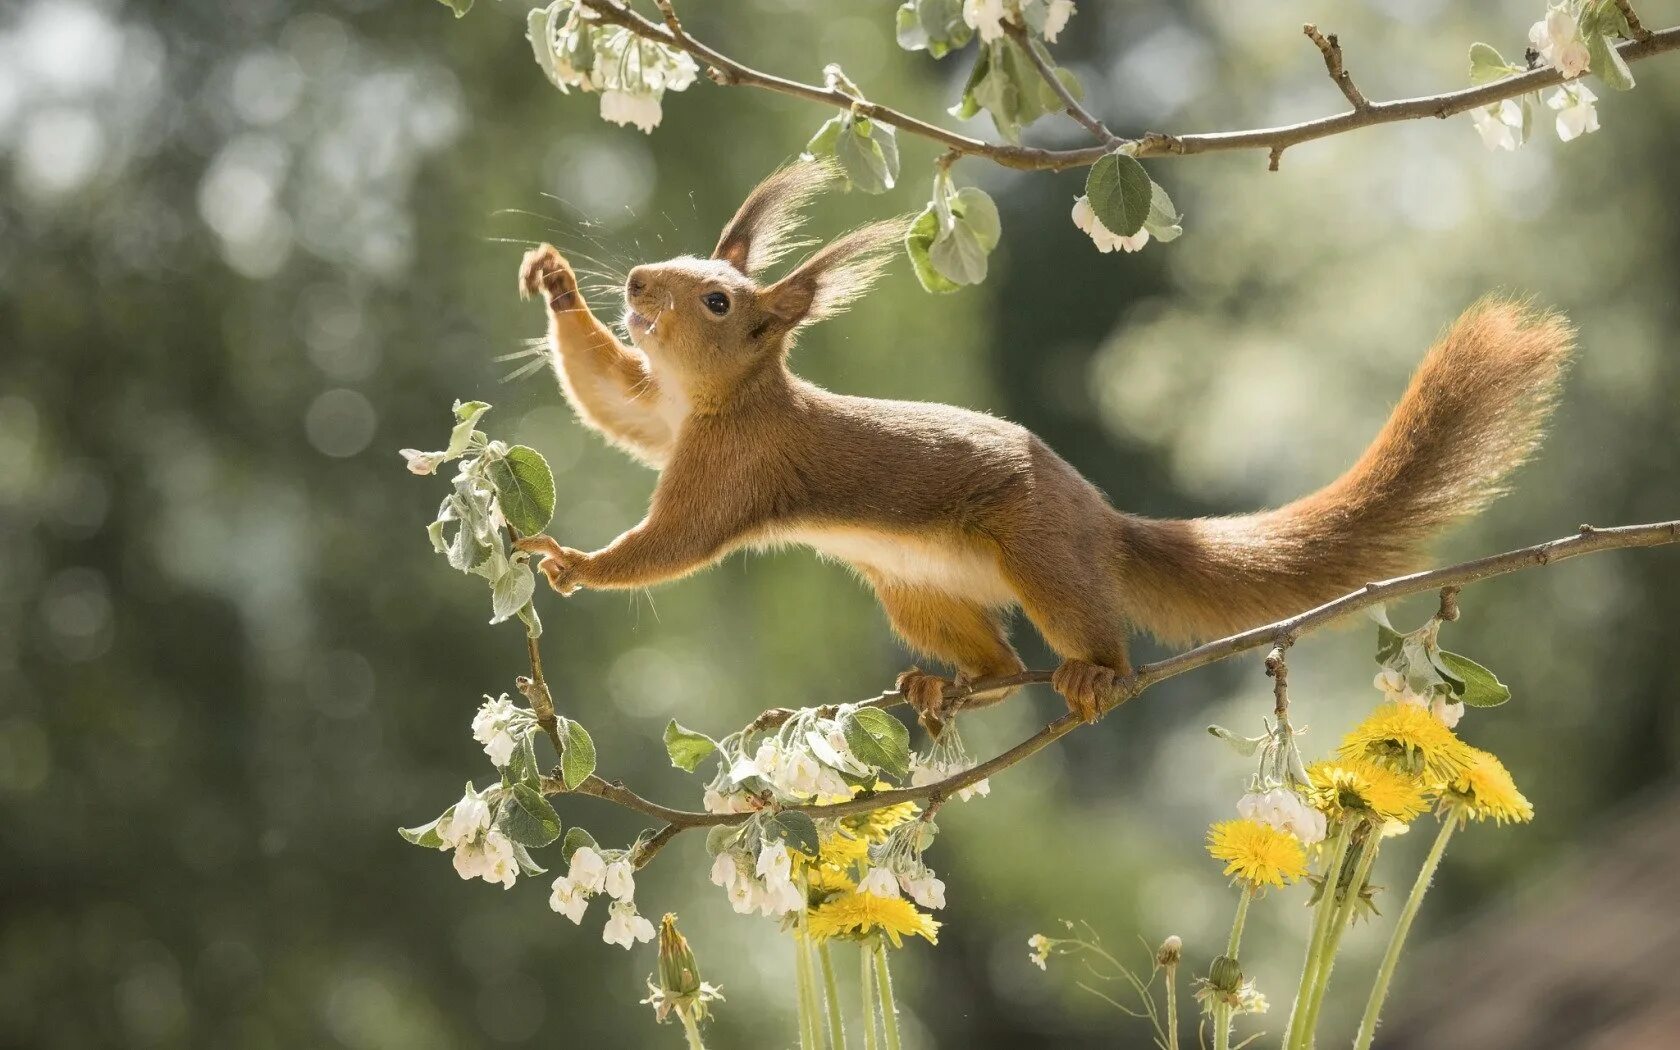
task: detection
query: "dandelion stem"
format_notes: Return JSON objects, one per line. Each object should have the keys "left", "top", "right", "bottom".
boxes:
{"left": 680, "top": 1008, "right": 706, "bottom": 1050}
{"left": 819, "top": 941, "right": 848, "bottom": 1050}
{"left": 873, "top": 942, "right": 902, "bottom": 1050}
{"left": 1353, "top": 815, "right": 1458, "bottom": 1050}
{"left": 1227, "top": 887, "right": 1253, "bottom": 958}
{"left": 794, "top": 933, "right": 818, "bottom": 1050}
{"left": 1284, "top": 819, "right": 1353, "bottom": 1050}
{"left": 1300, "top": 826, "right": 1383, "bottom": 1043}
{"left": 860, "top": 943, "right": 879, "bottom": 1050}
{"left": 1164, "top": 964, "right": 1180, "bottom": 1050}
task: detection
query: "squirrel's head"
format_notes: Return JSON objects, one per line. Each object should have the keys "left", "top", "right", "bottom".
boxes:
{"left": 622, "top": 160, "right": 905, "bottom": 405}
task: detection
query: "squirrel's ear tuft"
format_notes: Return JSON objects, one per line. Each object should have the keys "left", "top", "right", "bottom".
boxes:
{"left": 712, "top": 159, "right": 837, "bottom": 276}
{"left": 763, "top": 217, "right": 908, "bottom": 327}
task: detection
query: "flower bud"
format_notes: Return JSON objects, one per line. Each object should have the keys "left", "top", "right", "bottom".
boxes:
{"left": 1155, "top": 935, "right": 1182, "bottom": 968}
{"left": 1208, "top": 954, "right": 1243, "bottom": 994}
{"left": 657, "top": 913, "right": 701, "bottom": 1000}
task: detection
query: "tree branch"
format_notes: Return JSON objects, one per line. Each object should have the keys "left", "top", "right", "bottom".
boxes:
{"left": 576, "top": 1, "right": 1680, "bottom": 171}
{"left": 1003, "top": 20, "right": 1120, "bottom": 147}
{"left": 1302, "top": 24, "right": 1370, "bottom": 112}
{"left": 1616, "top": 0, "right": 1655, "bottom": 41}
{"left": 537, "top": 520, "right": 1680, "bottom": 863}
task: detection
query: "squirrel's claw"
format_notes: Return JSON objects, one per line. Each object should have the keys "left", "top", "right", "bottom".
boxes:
{"left": 519, "top": 244, "right": 578, "bottom": 309}
{"left": 514, "top": 535, "right": 585, "bottom": 596}
{"left": 896, "top": 668, "right": 955, "bottom": 737}
{"left": 1051, "top": 659, "right": 1116, "bottom": 724}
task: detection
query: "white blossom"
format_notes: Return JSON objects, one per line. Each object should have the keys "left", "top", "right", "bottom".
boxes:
{"left": 603, "top": 859, "right": 637, "bottom": 902}
{"left": 1530, "top": 5, "right": 1591, "bottom": 79}
{"left": 774, "top": 748, "right": 825, "bottom": 798}
{"left": 483, "top": 730, "right": 517, "bottom": 768}
{"left": 599, "top": 89, "right": 663, "bottom": 133}
{"left": 1071, "top": 196, "right": 1150, "bottom": 253}
{"left": 1548, "top": 83, "right": 1600, "bottom": 142}
{"left": 472, "top": 694, "right": 525, "bottom": 767}
{"left": 964, "top": 0, "right": 1010, "bottom": 42}
{"left": 1041, "top": 0, "right": 1076, "bottom": 43}
{"left": 725, "top": 872, "right": 760, "bottom": 915}
{"left": 437, "top": 787, "right": 492, "bottom": 850}
{"left": 910, "top": 754, "right": 990, "bottom": 802}
{"left": 1430, "top": 695, "right": 1466, "bottom": 728}
{"left": 1028, "top": 933, "right": 1051, "bottom": 970}
{"left": 756, "top": 842, "right": 793, "bottom": 887}
{"left": 859, "top": 867, "right": 902, "bottom": 899}
{"left": 757, "top": 878, "right": 805, "bottom": 916}
{"left": 702, "top": 786, "right": 756, "bottom": 814}
{"left": 901, "top": 871, "right": 946, "bottom": 910}
{"left": 1238, "top": 787, "right": 1326, "bottom": 846}
{"left": 602, "top": 900, "right": 656, "bottom": 949}
{"left": 709, "top": 851, "right": 739, "bottom": 889}
{"left": 549, "top": 875, "right": 589, "bottom": 923}
{"left": 399, "top": 448, "right": 445, "bottom": 475}
{"left": 454, "top": 828, "right": 517, "bottom": 889}
{"left": 568, "top": 845, "right": 608, "bottom": 894}
{"left": 1470, "top": 99, "right": 1525, "bottom": 152}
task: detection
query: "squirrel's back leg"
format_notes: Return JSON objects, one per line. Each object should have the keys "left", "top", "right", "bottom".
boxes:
{"left": 868, "top": 576, "right": 1024, "bottom": 736}
{"left": 998, "top": 535, "right": 1133, "bottom": 724}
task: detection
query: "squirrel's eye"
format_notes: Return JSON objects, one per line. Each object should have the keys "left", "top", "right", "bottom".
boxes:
{"left": 703, "top": 291, "right": 731, "bottom": 316}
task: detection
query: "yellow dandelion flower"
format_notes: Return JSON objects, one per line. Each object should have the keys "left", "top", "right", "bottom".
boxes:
{"left": 843, "top": 797, "right": 920, "bottom": 844}
{"left": 1443, "top": 747, "right": 1534, "bottom": 824}
{"left": 1307, "top": 759, "right": 1430, "bottom": 825}
{"left": 1339, "top": 702, "right": 1476, "bottom": 781}
{"left": 805, "top": 862, "right": 858, "bottom": 900}
{"left": 1205, "top": 818, "right": 1308, "bottom": 888}
{"left": 806, "top": 891, "right": 939, "bottom": 947}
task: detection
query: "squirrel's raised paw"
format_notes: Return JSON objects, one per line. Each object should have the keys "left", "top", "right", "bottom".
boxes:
{"left": 896, "top": 667, "right": 955, "bottom": 737}
{"left": 518, "top": 244, "right": 578, "bottom": 308}
{"left": 514, "top": 534, "right": 585, "bottom": 596}
{"left": 1051, "top": 659, "right": 1117, "bottom": 724}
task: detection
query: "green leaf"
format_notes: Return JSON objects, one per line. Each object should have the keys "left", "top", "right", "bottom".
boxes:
{"left": 897, "top": 0, "right": 971, "bottom": 58}
{"left": 841, "top": 708, "right": 910, "bottom": 780}
{"left": 905, "top": 205, "right": 961, "bottom": 294}
{"left": 488, "top": 444, "right": 556, "bottom": 537}
{"left": 1467, "top": 42, "right": 1514, "bottom": 85}
{"left": 500, "top": 783, "right": 562, "bottom": 847}
{"left": 1375, "top": 622, "right": 1406, "bottom": 666}
{"left": 767, "top": 812, "right": 821, "bottom": 859}
{"left": 446, "top": 400, "right": 491, "bottom": 458}
{"left": 517, "top": 599, "right": 543, "bottom": 640}
{"left": 561, "top": 826, "right": 598, "bottom": 865}
{"left": 948, "top": 43, "right": 990, "bottom": 120}
{"left": 833, "top": 116, "right": 900, "bottom": 194}
{"left": 527, "top": 6, "right": 559, "bottom": 83}
{"left": 1143, "top": 180, "right": 1182, "bottom": 243}
{"left": 1436, "top": 651, "right": 1511, "bottom": 707}
{"left": 663, "top": 720, "right": 718, "bottom": 773}
{"left": 804, "top": 115, "right": 844, "bottom": 160}
{"left": 490, "top": 563, "right": 535, "bottom": 625}
{"left": 1085, "top": 152, "right": 1153, "bottom": 237}
{"left": 1587, "top": 29, "right": 1636, "bottom": 90}
{"left": 507, "top": 732, "right": 542, "bottom": 792}
{"left": 705, "top": 823, "right": 743, "bottom": 856}
{"left": 559, "top": 718, "right": 597, "bottom": 789}
{"left": 399, "top": 805, "right": 454, "bottom": 848}
{"left": 511, "top": 841, "right": 547, "bottom": 876}
{"left": 436, "top": 0, "right": 473, "bottom": 18}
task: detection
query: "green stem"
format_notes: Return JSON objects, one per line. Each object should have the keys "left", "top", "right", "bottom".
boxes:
{"left": 794, "top": 933, "right": 818, "bottom": 1050}
{"left": 819, "top": 941, "right": 848, "bottom": 1050}
{"left": 860, "top": 943, "right": 878, "bottom": 1050}
{"left": 1284, "top": 819, "right": 1354, "bottom": 1050}
{"left": 679, "top": 1007, "right": 706, "bottom": 1050}
{"left": 873, "top": 941, "right": 902, "bottom": 1050}
{"left": 1227, "top": 886, "right": 1253, "bottom": 958}
{"left": 1164, "top": 963, "right": 1179, "bottom": 1050}
{"left": 1213, "top": 1002, "right": 1232, "bottom": 1050}
{"left": 1352, "top": 816, "right": 1458, "bottom": 1050}
{"left": 1300, "top": 826, "right": 1383, "bottom": 1044}
{"left": 1213, "top": 887, "right": 1254, "bottom": 1050}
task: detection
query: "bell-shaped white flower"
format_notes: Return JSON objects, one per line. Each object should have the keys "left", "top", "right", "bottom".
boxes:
{"left": 472, "top": 694, "right": 515, "bottom": 744}
{"left": 603, "top": 859, "right": 637, "bottom": 901}
{"left": 1237, "top": 787, "right": 1325, "bottom": 845}
{"left": 1072, "top": 196, "right": 1150, "bottom": 253}
{"left": 725, "top": 871, "right": 761, "bottom": 915}
{"left": 599, "top": 89, "right": 663, "bottom": 133}
{"left": 709, "top": 851, "right": 739, "bottom": 889}
{"left": 399, "top": 448, "right": 445, "bottom": 476}
{"left": 549, "top": 875, "right": 589, "bottom": 923}
{"left": 438, "top": 786, "right": 493, "bottom": 850}
{"left": 478, "top": 829, "right": 518, "bottom": 889}
{"left": 756, "top": 841, "right": 793, "bottom": 887}
{"left": 757, "top": 878, "right": 806, "bottom": 916}
{"left": 1470, "top": 99, "right": 1524, "bottom": 152}
{"left": 1530, "top": 5, "right": 1590, "bottom": 78}
{"left": 1041, "top": 0, "right": 1076, "bottom": 43}
{"left": 964, "top": 0, "right": 1010, "bottom": 42}
{"left": 859, "top": 867, "right": 902, "bottom": 899}
{"left": 602, "top": 900, "right": 657, "bottom": 949}
{"left": 483, "top": 729, "right": 517, "bottom": 768}
{"left": 567, "top": 845, "right": 608, "bottom": 894}
{"left": 1547, "top": 83, "right": 1600, "bottom": 142}
{"left": 901, "top": 871, "right": 947, "bottom": 910}
{"left": 1430, "top": 695, "right": 1466, "bottom": 728}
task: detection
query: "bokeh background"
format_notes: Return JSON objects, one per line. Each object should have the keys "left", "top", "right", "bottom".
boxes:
{"left": 4, "top": 0, "right": 1679, "bottom": 1046}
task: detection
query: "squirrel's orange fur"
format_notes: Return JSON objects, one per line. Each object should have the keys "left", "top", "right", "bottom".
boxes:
{"left": 514, "top": 161, "right": 1574, "bottom": 727}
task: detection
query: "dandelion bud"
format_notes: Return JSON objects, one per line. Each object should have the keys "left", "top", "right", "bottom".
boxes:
{"left": 657, "top": 914, "right": 702, "bottom": 1000}
{"left": 1155, "top": 935, "right": 1182, "bottom": 968}
{"left": 1208, "top": 955, "right": 1243, "bottom": 994}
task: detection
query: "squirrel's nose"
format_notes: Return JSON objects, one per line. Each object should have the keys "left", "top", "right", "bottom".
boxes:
{"left": 626, "top": 269, "right": 647, "bottom": 297}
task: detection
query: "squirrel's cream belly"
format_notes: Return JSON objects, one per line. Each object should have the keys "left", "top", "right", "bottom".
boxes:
{"left": 757, "top": 524, "right": 1018, "bottom": 607}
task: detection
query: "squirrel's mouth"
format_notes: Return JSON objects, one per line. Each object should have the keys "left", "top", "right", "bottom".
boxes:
{"left": 625, "top": 310, "right": 653, "bottom": 340}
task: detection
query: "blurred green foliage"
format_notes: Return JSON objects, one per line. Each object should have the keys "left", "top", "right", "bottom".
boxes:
{"left": 2, "top": 0, "right": 1678, "bottom": 1047}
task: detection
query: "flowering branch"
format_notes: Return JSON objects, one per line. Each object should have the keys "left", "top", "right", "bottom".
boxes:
{"left": 576, "top": 0, "right": 1680, "bottom": 171}
{"left": 1001, "top": 20, "right": 1120, "bottom": 147}
{"left": 543, "top": 519, "right": 1680, "bottom": 864}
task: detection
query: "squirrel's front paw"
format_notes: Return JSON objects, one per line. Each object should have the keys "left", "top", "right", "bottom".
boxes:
{"left": 896, "top": 668, "right": 955, "bottom": 737}
{"left": 1051, "top": 659, "right": 1117, "bottom": 724}
{"left": 514, "top": 535, "right": 587, "bottom": 596}
{"left": 518, "top": 244, "right": 579, "bottom": 310}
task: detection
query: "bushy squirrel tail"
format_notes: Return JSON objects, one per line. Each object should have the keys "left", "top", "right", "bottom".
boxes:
{"left": 1117, "top": 298, "right": 1575, "bottom": 645}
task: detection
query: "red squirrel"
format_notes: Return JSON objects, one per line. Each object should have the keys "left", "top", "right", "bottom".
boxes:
{"left": 512, "top": 161, "right": 1573, "bottom": 729}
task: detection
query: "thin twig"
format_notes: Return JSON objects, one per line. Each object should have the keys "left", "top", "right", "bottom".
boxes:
{"left": 1303, "top": 24, "right": 1370, "bottom": 111}
{"left": 576, "top": 1, "right": 1680, "bottom": 171}
{"left": 1003, "top": 20, "right": 1121, "bottom": 147}
{"left": 1616, "top": 0, "right": 1655, "bottom": 41}
{"left": 539, "top": 520, "right": 1680, "bottom": 855}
